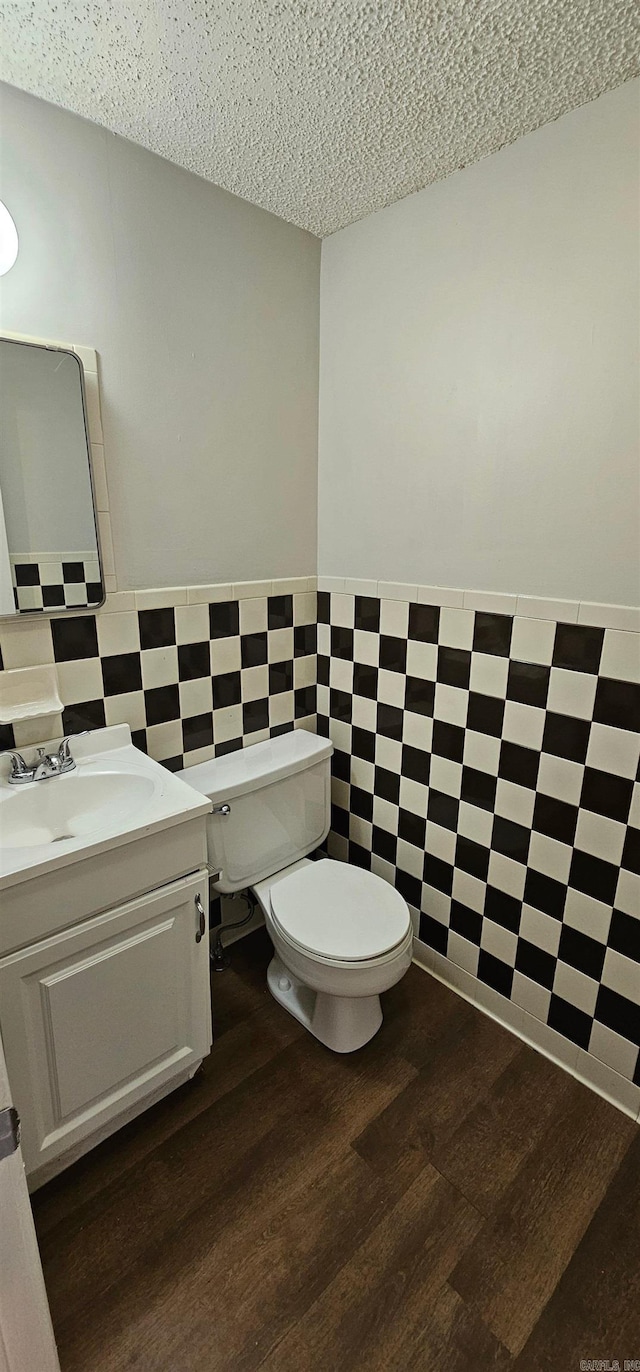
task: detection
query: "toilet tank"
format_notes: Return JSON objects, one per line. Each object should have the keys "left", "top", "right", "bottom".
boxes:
{"left": 179, "top": 730, "right": 333, "bottom": 893}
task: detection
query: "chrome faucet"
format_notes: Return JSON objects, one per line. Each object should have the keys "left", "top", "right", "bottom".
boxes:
{"left": 8, "top": 737, "right": 78, "bottom": 785}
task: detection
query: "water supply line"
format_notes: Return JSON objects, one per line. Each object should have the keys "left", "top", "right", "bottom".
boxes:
{"left": 210, "top": 889, "right": 256, "bottom": 971}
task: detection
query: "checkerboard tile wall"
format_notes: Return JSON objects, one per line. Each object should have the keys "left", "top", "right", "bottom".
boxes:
{"left": 316, "top": 589, "right": 640, "bottom": 1101}
{"left": 11, "top": 555, "right": 103, "bottom": 612}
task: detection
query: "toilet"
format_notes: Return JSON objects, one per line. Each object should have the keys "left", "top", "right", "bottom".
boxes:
{"left": 180, "top": 729, "right": 413, "bottom": 1052}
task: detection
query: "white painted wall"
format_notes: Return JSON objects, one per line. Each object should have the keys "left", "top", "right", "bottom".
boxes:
{"left": 318, "top": 80, "right": 640, "bottom": 605}
{"left": 0, "top": 83, "right": 320, "bottom": 590}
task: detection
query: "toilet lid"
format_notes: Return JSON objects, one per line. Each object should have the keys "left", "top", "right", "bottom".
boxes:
{"left": 269, "top": 860, "right": 411, "bottom": 962}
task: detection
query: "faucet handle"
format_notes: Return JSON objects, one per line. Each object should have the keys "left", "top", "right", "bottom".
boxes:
{"left": 8, "top": 751, "right": 28, "bottom": 776}
{"left": 57, "top": 737, "right": 72, "bottom": 763}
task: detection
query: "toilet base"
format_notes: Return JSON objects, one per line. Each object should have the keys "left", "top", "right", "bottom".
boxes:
{"left": 267, "top": 955, "right": 383, "bottom": 1053}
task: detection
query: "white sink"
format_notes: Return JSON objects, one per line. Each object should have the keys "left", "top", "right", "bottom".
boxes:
{"left": 1, "top": 769, "right": 157, "bottom": 848}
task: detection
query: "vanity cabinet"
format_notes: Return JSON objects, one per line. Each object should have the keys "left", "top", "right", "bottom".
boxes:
{"left": 0, "top": 871, "right": 211, "bottom": 1182}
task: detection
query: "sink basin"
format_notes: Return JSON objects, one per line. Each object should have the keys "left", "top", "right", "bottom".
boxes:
{"left": 1, "top": 770, "right": 156, "bottom": 848}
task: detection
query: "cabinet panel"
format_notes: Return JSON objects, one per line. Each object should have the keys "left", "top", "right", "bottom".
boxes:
{"left": 0, "top": 872, "right": 211, "bottom": 1176}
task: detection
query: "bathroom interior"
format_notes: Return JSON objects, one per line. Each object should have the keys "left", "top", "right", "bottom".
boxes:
{"left": 0, "top": 3, "right": 638, "bottom": 1369}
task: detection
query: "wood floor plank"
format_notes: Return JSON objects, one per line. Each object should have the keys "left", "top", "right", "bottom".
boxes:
{"left": 450, "top": 1077, "right": 637, "bottom": 1355}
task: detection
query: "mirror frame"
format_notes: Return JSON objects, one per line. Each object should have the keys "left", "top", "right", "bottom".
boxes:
{"left": 0, "top": 335, "right": 106, "bottom": 620}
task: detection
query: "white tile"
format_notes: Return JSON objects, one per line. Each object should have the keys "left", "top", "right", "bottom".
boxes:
{"left": 447, "top": 931, "right": 480, "bottom": 976}
{"left": 38, "top": 562, "right": 64, "bottom": 586}
{"left": 145, "top": 719, "right": 182, "bottom": 761}
{"left": 66, "top": 585, "right": 93, "bottom": 609}
{"left": 563, "top": 888, "right": 612, "bottom": 943}
{"left": 135, "top": 587, "right": 187, "bottom": 610}
{"left": 519, "top": 1012, "right": 581, "bottom": 1072}
{"left": 379, "top": 598, "right": 409, "bottom": 637}
{"left": 463, "top": 590, "right": 517, "bottom": 614}
{"left": 350, "top": 814, "right": 372, "bottom": 849}
{"left": 547, "top": 667, "right": 597, "bottom": 720}
{"left": 13, "top": 586, "right": 43, "bottom": 612}
{"left": 429, "top": 754, "right": 462, "bottom": 797}
{"left": 574, "top": 1049, "right": 640, "bottom": 1119}
{"left": 269, "top": 691, "right": 295, "bottom": 728}
{"left": 434, "top": 682, "right": 467, "bottom": 726}
{"left": 528, "top": 831, "right": 573, "bottom": 883}
{"left": 370, "top": 853, "right": 397, "bottom": 885}
{"left": 56, "top": 658, "right": 103, "bottom": 704}
{"left": 0, "top": 619, "right": 54, "bottom": 669}
{"left": 451, "top": 868, "right": 486, "bottom": 912}
{"left": 270, "top": 577, "right": 308, "bottom": 595}
{"left": 141, "top": 646, "right": 178, "bottom": 690}
{"left": 516, "top": 595, "right": 579, "bottom": 624}
{"left": 463, "top": 730, "right": 501, "bottom": 776}
{"left": 396, "top": 838, "right": 423, "bottom": 879}
{"left": 304, "top": 577, "right": 317, "bottom": 592}
{"left": 439, "top": 607, "right": 474, "bottom": 650}
{"left": 425, "top": 821, "right": 456, "bottom": 864}
{"left": 406, "top": 639, "right": 438, "bottom": 680}
{"left": 601, "top": 948, "right": 640, "bottom": 1002}
{"left": 343, "top": 578, "right": 378, "bottom": 596}
{"left": 510, "top": 616, "right": 556, "bottom": 666}
{"left": 317, "top": 622, "right": 331, "bottom": 657}
{"left": 519, "top": 904, "right": 562, "bottom": 955}
{"left": 402, "top": 711, "right": 433, "bottom": 751}
{"left": 553, "top": 962, "right": 599, "bottom": 1016}
{"left": 399, "top": 776, "right": 429, "bottom": 817}
{"left": 331, "top": 593, "right": 355, "bottom": 629}
{"left": 72, "top": 343, "right": 97, "bottom": 370}
{"left": 511, "top": 971, "right": 552, "bottom": 1023}
{"left": 212, "top": 703, "right": 243, "bottom": 744}
{"left": 104, "top": 690, "right": 146, "bottom": 731}
{"left": 269, "top": 627, "right": 294, "bottom": 663}
{"left": 587, "top": 723, "right": 640, "bottom": 780}
{"left": 588, "top": 1021, "right": 639, "bottom": 1079}
{"left": 375, "top": 735, "right": 402, "bottom": 773}
{"left": 103, "top": 575, "right": 118, "bottom": 593}
{"left": 416, "top": 585, "right": 465, "bottom": 608}
{"left": 99, "top": 591, "right": 136, "bottom": 614}
{"left": 90, "top": 443, "right": 109, "bottom": 511}
{"left": 316, "top": 683, "right": 329, "bottom": 717}
{"left": 83, "top": 371, "right": 103, "bottom": 443}
{"left": 249, "top": 728, "right": 270, "bottom": 746}
{"left": 574, "top": 809, "right": 626, "bottom": 866}
{"left": 577, "top": 602, "right": 640, "bottom": 631}
{"left": 239, "top": 597, "right": 268, "bottom": 635}
{"left": 629, "top": 782, "right": 640, "bottom": 830}
{"left": 97, "top": 512, "right": 115, "bottom": 577}
{"left": 294, "top": 715, "right": 316, "bottom": 734}
{"left": 327, "top": 831, "right": 349, "bottom": 861}
{"left": 179, "top": 677, "right": 213, "bottom": 717}
{"left": 293, "top": 592, "right": 317, "bottom": 626}
{"left": 600, "top": 629, "right": 640, "bottom": 683}
{"left": 469, "top": 653, "right": 509, "bottom": 697}
{"left": 473, "top": 982, "right": 525, "bottom": 1034}
{"left": 241, "top": 664, "right": 268, "bottom": 702}
{"left": 613, "top": 868, "right": 639, "bottom": 918}
{"left": 330, "top": 657, "right": 353, "bottom": 694}
{"left": 294, "top": 656, "right": 315, "bottom": 690}
{"left": 372, "top": 794, "right": 399, "bottom": 833}
{"left": 430, "top": 949, "right": 479, "bottom": 1002}
{"left": 13, "top": 714, "right": 63, "bottom": 749}
{"left": 421, "top": 886, "right": 451, "bottom": 924}
{"left": 378, "top": 668, "right": 405, "bottom": 708}
{"left": 378, "top": 581, "right": 416, "bottom": 602}
{"left": 352, "top": 629, "right": 379, "bottom": 666}
{"left": 487, "top": 850, "right": 527, "bottom": 899}
{"left": 97, "top": 611, "right": 140, "bottom": 657}
{"left": 175, "top": 603, "right": 209, "bottom": 645}
{"left": 187, "top": 583, "right": 233, "bottom": 604}
{"left": 184, "top": 744, "right": 216, "bottom": 768}
{"left": 210, "top": 637, "right": 241, "bottom": 676}
{"left": 350, "top": 756, "right": 374, "bottom": 791}
{"left": 494, "top": 778, "right": 536, "bottom": 828}
{"left": 317, "top": 576, "right": 344, "bottom": 593}
{"left": 502, "top": 699, "right": 546, "bottom": 750}
{"left": 351, "top": 693, "right": 377, "bottom": 732}
{"left": 458, "top": 800, "right": 493, "bottom": 847}
{"left": 233, "top": 580, "right": 272, "bottom": 599}
{"left": 480, "top": 920, "right": 518, "bottom": 965}
{"left": 536, "top": 753, "right": 584, "bottom": 806}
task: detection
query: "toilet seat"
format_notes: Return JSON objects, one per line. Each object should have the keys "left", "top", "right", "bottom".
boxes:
{"left": 269, "top": 859, "right": 411, "bottom": 963}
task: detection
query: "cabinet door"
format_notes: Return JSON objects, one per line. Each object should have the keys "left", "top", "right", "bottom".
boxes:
{"left": 0, "top": 872, "right": 211, "bottom": 1177}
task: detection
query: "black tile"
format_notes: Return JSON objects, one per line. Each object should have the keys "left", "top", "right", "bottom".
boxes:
{"left": 216, "top": 738, "right": 243, "bottom": 757}
{"left": 542, "top": 712, "right": 590, "bottom": 764}
{"left": 178, "top": 642, "right": 210, "bottom": 681}
{"left": 437, "top": 647, "right": 471, "bottom": 689}
{"left": 317, "top": 654, "right": 330, "bottom": 686}
{"left": 622, "top": 826, "right": 640, "bottom": 875}
{"left": 87, "top": 582, "right": 104, "bottom": 605}
{"left": 316, "top": 714, "right": 330, "bottom": 737}
{"left": 532, "top": 793, "right": 578, "bottom": 846}
{"left": 331, "top": 625, "right": 354, "bottom": 660}
{"left": 243, "top": 697, "right": 269, "bottom": 734}
{"left": 408, "top": 602, "right": 439, "bottom": 643}
{"left": 427, "top": 789, "right": 459, "bottom": 831}
{"left": 213, "top": 671, "right": 242, "bottom": 709}
{"left": 455, "top": 835, "right": 490, "bottom": 880}
{"left": 61, "top": 699, "right": 106, "bottom": 734}
{"left": 241, "top": 633, "right": 267, "bottom": 668}
{"left": 401, "top": 743, "right": 430, "bottom": 785}
{"left": 418, "top": 913, "right": 448, "bottom": 954}
{"left": 595, "top": 986, "right": 640, "bottom": 1047}
{"left": 398, "top": 808, "right": 426, "bottom": 849}
{"left": 295, "top": 685, "right": 316, "bottom": 718}
{"left": 294, "top": 623, "right": 316, "bottom": 658}
{"left": 349, "top": 842, "right": 371, "bottom": 871}
{"left": 491, "top": 815, "right": 531, "bottom": 865}
{"left": 353, "top": 661, "right": 378, "bottom": 699}
{"left": 558, "top": 925, "right": 606, "bottom": 981}
{"left": 269, "top": 660, "right": 294, "bottom": 695}
{"left": 461, "top": 766, "right": 496, "bottom": 812}
{"left": 271, "top": 722, "right": 294, "bottom": 739}
{"left": 524, "top": 868, "right": 566, "bottom": 920}
{"left": 268, "top": 595, "right": 293, "bottom": 630}
{"left": 515, "top": 939, "right": 556, "bottom": 989}
{"left": 351, "top": 786, "right": 373, "bottom": 822}
{"left": 432, "top": 720, "right": 465, "bottom": 763}
{"left": 332, "top": 749, "right": 351, "bottom": 783}
{"left": 144, "top": 684, "right": 180, "bottom": 726}
{"left": 580, "top": 767, "right": 633, "bottom": 824}
{"left": 42, "top": 585, "right": 66, "bottom": 608}
{"left": 52, "top": 615, "right": 98, "bottom": 661}
{"left": 209, "top": 601, "right": 239, "bottom": 640}
{"left": 354, "top": 596, "right": 380, "bottom": 633}
{"left": 62, "top": 561, "right": 84, "bottom": 583}
{"left": 372, "top": 826, "right": 398, "bottom": 864}
{"left": 131, "top": 728, "right": 147, "bottom": 753}
{"left": 377, "top": 703, "right": 404, "bottom": 740}
{"left": 396, "top": 870, "right": 421, "bottom": 907}
{"left": 568, "top": 849, "right": 619, "bottom": 906}
{"left": 450, "top": 902, "right": 482, "bottom": 945}
{"left": 506, "top": 661, "right": 550, "bottom": 709}
{"left": 139, "top": 607, "right": 176, "bottom": 649}
{"left": 331, "top": 803, "right": 350, "bottom": 837}
{"left": 330, "top": 689, "right": 352, "bottom": 723}
{"left": 484, "top": 887, "right": 521, "bottom": 933}
{"left": 182, "top": 713, "right": 214, "bottom": 752}
{"left": 15, "top": 563, "right": 40, "bottom": 585}
{"left": 379, "top": 635, "right": 407, "bottom": 673}
{"left": 405, "top": 675, "right": 435, "bottom": 717}
{"left": 594, "top": 677, "right": 640, "bottom": 733}
{"left": 477, "top": 950, "right": 513, "bottom": 997}
{"left": 352, "top": 727, "right": 375, "bottom": 763}
{"left": 547, "top": 995, "right": 593, "bottom": 1049}
{"left": 374, "top": 766, "right": 400, "bottom": 805}
{"left": 467, "top": 692, "right": 504, "bottom": 738}
{"left": 102, "top": 652, "right": 142, "bottom": 696}
{"left": 317, "top": 591, "right": 330, "bottom": 624}
{"left": 0, "top": 722, "right": 15, "bottom": 750}
{"left": 161, "top": 756, "right": 184, "bottom": 773}
{"left": 608, "top": 909, "right": 640, "bottom": 963}
{"left": 472, "top": 613, "right": 512, "bottom": 658}
{"left": 423, "top": 853, "right": 454, "bottom": 895}
{"left": 553, "top": 622, "right": 604, "bottom": 674}
{"left": 498, "top": 740, "right": 540, "bottom": 790}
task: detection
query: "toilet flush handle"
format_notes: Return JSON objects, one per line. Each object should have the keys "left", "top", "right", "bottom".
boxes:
{"left": 212, "top": 803, "right": 231, "bottom": 817}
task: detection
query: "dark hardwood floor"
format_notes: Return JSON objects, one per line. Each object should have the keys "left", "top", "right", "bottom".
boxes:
{"left": 32, "top": 930, "right": 640, "bottom": 1372}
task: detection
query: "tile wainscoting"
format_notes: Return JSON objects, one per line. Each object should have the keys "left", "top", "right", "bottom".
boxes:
{"left": 315, "top": 579, "right": 639, "bottom": 1119}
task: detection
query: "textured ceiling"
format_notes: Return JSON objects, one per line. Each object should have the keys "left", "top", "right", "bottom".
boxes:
{"left": 1, "top": 1, "right": 638, "bottom": 236}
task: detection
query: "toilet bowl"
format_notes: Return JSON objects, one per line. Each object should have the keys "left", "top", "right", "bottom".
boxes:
{"left": 179, "top": 730, "right": 413, "bottom": 1052}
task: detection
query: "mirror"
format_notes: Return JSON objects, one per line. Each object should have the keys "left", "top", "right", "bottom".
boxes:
{"left": 0, "top": 338, "right": 103, "bottom": 616}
